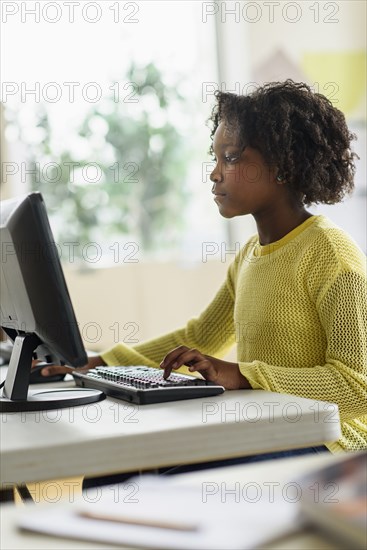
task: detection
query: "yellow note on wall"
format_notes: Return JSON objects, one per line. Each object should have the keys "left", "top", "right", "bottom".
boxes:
{"left": 302, "top": 51, "right": 366, "bottom": 119}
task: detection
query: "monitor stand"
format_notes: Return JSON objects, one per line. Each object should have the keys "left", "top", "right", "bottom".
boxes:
{"left": 0, "top": 333, "right": 105, "bottom": 412}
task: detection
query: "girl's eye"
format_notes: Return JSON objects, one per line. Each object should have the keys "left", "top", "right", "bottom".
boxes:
{"left": 225, "top": 155, "right": 239, "bottom": 163}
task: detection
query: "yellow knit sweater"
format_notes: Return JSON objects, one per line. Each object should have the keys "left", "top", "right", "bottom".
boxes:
{"left": 101, "top": 215, "right": 367, "bottom": 453}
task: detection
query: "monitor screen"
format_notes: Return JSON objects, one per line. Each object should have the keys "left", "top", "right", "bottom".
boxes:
{"left": 0, "top": 192, "right": 104, "bottom": 412}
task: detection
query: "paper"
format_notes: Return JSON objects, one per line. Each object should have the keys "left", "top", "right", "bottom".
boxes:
{"left": 18, "top": 475, "right": 300, "bottom": 549}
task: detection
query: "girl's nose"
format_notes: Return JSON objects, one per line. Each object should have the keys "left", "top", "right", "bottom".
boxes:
{"left": 210, "top": 164, "right": 222, "bottom": 183}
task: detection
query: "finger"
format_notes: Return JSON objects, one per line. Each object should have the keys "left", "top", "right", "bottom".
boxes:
{"left": 163, "top": 349, "right": 205, "bottom": 379}
{"left": 160, "top": 346, "right": 189, "bottom": 370}
{"left": 41, "top": 365, "right": 74, "bottom": 376}
{"left": 163, "top": 348, "right": 203, "bottom": 379}
{"left": 186, "top": 360, "right": 218, "bottom": 382}
{"left": 160, "top": 346, "right": 190, "bottom": 378}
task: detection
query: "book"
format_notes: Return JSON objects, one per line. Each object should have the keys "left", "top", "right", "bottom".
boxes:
{"left": 298, "top": 451, "right": 367, "bottom": 549}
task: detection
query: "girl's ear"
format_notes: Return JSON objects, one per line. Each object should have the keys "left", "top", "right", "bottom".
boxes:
{"left": 269, "top": 164, "right": 282, "bottom": 184}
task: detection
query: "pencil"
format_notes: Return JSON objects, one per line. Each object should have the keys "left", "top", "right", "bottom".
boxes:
{"left": 78, "top": 510, "right": 199, "bottom": 532}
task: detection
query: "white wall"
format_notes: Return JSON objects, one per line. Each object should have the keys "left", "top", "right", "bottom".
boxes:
{"left": 64, "top": 259, "right": 232, "bottom": 354}
{"left": 214, "top": 0, "right": 366, "bottom": 251}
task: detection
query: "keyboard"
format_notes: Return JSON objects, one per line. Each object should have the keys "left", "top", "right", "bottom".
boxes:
{"left": 73, "top": 366, "right": 225, "bottom": 405}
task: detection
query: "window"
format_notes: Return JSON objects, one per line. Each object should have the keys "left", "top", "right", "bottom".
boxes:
{"left": 2, "top": 1, "right": 225, "bottom": 264}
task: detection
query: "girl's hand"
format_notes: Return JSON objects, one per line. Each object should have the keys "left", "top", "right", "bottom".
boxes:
{"left": 31, "top": 355, "right": 106, "bottom": 377}
{"left": 160, "top": 346, "right": 251, "bottom": 390}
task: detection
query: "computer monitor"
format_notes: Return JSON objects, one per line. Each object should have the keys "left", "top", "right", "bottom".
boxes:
{"left": 0, "top": 192, "right": 105, "bottom": 412}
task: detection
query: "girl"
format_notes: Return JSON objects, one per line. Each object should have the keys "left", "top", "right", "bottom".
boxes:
{"left": 43, "top": 80, "right": 367, "bottom": 458}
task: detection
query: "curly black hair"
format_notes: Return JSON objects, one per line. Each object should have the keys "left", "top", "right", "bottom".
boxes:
{"left": 208, "top": 80, "right": 358, "bottom": 205}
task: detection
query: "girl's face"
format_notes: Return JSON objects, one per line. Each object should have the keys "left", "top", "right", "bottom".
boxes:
{"left": 210, "top": 121, "right": 281, "bottom": 218}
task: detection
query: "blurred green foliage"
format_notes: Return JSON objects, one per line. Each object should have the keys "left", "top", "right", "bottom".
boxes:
{"left": 15, "top": 63, "right": 190, "bottom": 258}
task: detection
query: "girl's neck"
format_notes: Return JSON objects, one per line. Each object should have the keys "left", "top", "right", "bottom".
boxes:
{"left": 254, "top": 206, "right": 313, "bottom": 245}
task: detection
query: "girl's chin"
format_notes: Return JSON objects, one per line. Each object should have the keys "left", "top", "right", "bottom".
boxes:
{"left": 216, "top": 206, "right": 236, "bottom": 219}
{"left": 216, "top": 204, "right": 248, "bottom": 218}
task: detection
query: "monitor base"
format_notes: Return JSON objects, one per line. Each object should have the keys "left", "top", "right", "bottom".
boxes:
{"left": 0, "top": 387, "right": 105, "bottom": 412}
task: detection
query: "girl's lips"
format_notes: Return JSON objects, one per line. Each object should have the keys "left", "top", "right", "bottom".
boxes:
{"left": 214, "top": 194, "right": 226, "bottom": 202}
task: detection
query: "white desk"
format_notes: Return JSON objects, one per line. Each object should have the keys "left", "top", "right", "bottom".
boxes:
{"left": 0, "top": 377, "right": 341, "bottom": 486}
{"left": 0, "top": 453, "right": 349, "bottom": 550}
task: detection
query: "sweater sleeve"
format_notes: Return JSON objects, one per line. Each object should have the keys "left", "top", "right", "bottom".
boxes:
{"left": 101, "top": 263, "right": 237, "bottom": 372}
{"left": 240, "top": 270, "right": 367, "bottom": 422}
